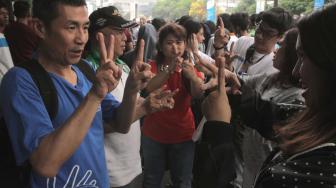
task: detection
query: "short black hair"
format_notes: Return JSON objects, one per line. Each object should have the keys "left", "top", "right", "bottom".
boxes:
{"left": 0, "top": 1, "right": 8, "bottom": 10}
{"left": 14, "top": 1, "right": 30, "bottom": 18}
{"left": 259, "top": 7, "right": 293, "bottom": 35}
{"left": 230, "top": 12, "right": 250, "bottom": 32}
{"left": 152, "top": 18, "right": 166, "bottom": 31}
{"left": 217, "top": 13, "right": 234, "bottom": 33}
{"left": 176, "top": 15, "right": 193, "bottom": 26}
{"left": 204, "top": 20, "right": 216, "bottom": 34}
{"left": 32, "top": 0, "right": 86, "bottom": 28}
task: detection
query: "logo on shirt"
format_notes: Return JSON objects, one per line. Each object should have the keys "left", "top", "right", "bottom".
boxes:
{"left": 47, "top": 165, "right": 98, "bottom": 188}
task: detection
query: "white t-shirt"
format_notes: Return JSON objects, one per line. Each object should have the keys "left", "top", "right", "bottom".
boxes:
{"left": 104, "top": 64, "right": 142, "bottom": 187}
{"left": 206, "top": 34, "right": 239, "bottom": 57}
{"left": 0, "top": 33, "right": 14, "bottom": 83}
{"left": 231, "top": 36, "right": 278, "bottom": 75}
{"left": 197, "top": 50, "right": 215, "bottom": 64}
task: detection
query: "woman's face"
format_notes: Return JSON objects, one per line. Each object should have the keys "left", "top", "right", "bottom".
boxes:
{"left": 161, "top": 34, "right": 186, "bottom": 61}
{"left": 196, "top": 27, "right": 205, "bottom": 44}
{"left": 293, "top": 35, "right": 327, "bottom": 108}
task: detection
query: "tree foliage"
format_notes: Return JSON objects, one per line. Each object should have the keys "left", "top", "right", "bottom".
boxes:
{"left": 189, "top": 0, "right": 207, "bottom": 21}
{"left": 152, "top": 0, "right": 192, "bottom": 21}
{"left": 279, "top": 0, "right": 313, "bottom": 15}
{"left": 233, "top": 0, "right": 257, "bottom": 15}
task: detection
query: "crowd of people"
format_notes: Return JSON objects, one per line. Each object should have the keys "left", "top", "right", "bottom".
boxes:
{"left": 0, "top": 0, "right": 336, "bottom": 188}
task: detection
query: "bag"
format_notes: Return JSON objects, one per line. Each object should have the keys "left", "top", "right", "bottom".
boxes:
{"left": 0, "top": 59, "right": 95, "bottom": 187}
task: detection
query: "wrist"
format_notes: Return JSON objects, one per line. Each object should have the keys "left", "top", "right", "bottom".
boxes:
{"left": 213, "top": 44, "right": 225, "bottom": 50}
{"left": 87, "top": 89, "right": 104, "bottom": 104}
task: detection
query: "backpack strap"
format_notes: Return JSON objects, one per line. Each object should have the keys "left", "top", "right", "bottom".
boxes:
{"left": 18, "top": 59, "right": 58, "bottom": 120}
{"left": 0, "top": 59, "right": 58, "bottom": 187}
{"left": 75, "top": 59, "right": 96, "bottom": 84}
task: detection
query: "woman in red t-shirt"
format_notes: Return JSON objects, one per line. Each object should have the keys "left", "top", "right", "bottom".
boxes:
{"left": 142, "top": 23, "right": 204, "bottom": 188}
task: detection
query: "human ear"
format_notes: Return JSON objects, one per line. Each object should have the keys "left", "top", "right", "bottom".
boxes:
{"left": 32, "top": 18, "right": 46, "bottom": 39}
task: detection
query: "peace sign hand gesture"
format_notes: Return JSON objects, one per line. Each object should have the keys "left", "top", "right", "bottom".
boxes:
{"left": 125, "top": 39, "right": 152, "bottom": 94}
{"left": 91, "top": 33, "right": 122, "bottom": 100}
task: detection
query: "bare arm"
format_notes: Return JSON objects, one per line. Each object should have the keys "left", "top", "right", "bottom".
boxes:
{"left": 30, "top": 91, "right": 103, "bottom": 177}
{"left": 181, "top": 58, "right": 204, "bottom": 98}
{"left": 30, "top": 34, "right": 122, "bottom": 177}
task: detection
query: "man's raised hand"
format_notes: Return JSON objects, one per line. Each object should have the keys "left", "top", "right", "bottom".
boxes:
{"left": 126, "top": 39, "right": 152, "bottom": 93}
{"left": 91, "top": 33, "right": 122, "bottom": 100}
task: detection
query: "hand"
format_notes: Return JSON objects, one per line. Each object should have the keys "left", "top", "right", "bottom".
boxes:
{"left": 188, "top": 33, "right": 199, "bottom": 53}
{"left": 181, "top": 57, "right": 197, "bottom": 81}
{"left": 47, "top": 165, "right": 98, "bottom": 188}
{"left": 91, "top": 33, "right": 122, "bottom": 100}
{"left": 126, "top": 39, "right": 153, "bottom": 94}
{"left": 214, "top": 17, "right": 230, "bottom": 49}
{"left": 144, "top": 86, "right": 179, "bottom": 113}
{"left": 198, "top": 57, "right": 241, "bottom": 94}
{"left": 202, "top": 57, "right": 232, "bottom": 123}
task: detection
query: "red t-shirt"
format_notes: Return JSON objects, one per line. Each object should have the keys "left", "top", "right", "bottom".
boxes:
{"left": 142, "top": 60, "right": 204, "bottom": 144}
{"left": 4, "top": 22, "right": 41, "bottom": 66}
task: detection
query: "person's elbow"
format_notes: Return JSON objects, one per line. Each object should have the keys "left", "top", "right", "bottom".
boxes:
{"left": 105, "top": 121, "right": 131, "bottom": 134}
{"left": 30, "top": 158, "right": 60, "bottom": 177}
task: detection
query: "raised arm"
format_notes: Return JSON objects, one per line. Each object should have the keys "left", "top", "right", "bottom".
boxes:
{"left": 30, "top": 33, "right": 122, "bottom": 177}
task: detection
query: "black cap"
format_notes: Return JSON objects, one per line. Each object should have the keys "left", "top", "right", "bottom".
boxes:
{"left": 89, "top": 6, "right": 138, "bottom": 33}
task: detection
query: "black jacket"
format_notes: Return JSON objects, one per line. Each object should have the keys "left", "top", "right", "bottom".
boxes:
{"left": 254, "top": 143, "right": 336, "bottom": 188}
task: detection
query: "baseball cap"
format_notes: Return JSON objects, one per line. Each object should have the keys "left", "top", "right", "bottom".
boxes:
{"left": 89, "top": 6, "right": 138, "bottom": 33}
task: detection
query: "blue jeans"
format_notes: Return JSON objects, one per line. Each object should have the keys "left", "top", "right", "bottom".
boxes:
{"left": 142, "top": 135, "right": 195, "bottom": 188}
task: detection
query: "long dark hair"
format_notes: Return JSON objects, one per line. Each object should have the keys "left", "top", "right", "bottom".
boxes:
{"left": 278, "top": 4, "right": 336, "bottom": 155}
{"left": 271, "top": 28, "right": 300, "bottom": 88}
{"left": 182, "top": 19, "right": 202, "bottom": 39}
{"left": 156, "top": 23, "right": 186, "bottom": 64}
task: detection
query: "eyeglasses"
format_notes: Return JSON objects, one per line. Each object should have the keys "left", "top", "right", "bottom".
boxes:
{"left": 275, "top": 42, "right": 281, "bottom": 50}
{"left": 255, "top": 20, "right": 279, "bottom": 39}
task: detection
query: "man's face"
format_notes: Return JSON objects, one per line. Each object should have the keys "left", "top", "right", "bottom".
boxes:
{"left": 99, "top": 26, "right": 127, "bottom": 59}
{"left": 254, "top": 21, "right": 280, "bottom": 53}
{"left": 0, "top": 7, "right": 9, "bottom": 26}
{"left": 42, "top": 4, "right": 89, "bottom": 66}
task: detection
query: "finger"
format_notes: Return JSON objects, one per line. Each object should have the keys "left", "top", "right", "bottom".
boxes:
{"left": 97, "top": 32, "right": 108, "bottom": 63}
{"left": 107, "top": 34, "right": 115, "bottom": 61}
{"left": 171, "top": 88, "right": 179, "bottom": 96}
{"left": 136, "top": 39, "right": 145, "bottom": 62}
{"left": 151, "top": 86, "right": 167, "bottom": 98}
{"left": 218, "top": 16, "right": 225, "bottom": 30}
{"left": 201, "top": 80, "right": 217, "bottom": 91}
{"left": 100, "top": 61, "right": 120, "bottom": 75}
{"left": 217, "top": 57, "right": 226, "bottom": 92}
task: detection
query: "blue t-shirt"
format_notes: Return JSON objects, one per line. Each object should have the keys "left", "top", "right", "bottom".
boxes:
{"left": 0, "top": 66, "right": 120, "bottom": 188}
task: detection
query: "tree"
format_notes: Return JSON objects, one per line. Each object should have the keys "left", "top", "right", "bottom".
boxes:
{"left": 233, "top": 0, "right": 257, "bottom": 15}
{"left": 279, "top": 0, "right": 312, "bottom": 15}
{"left": 152, "top": 0, "right": 192, "bottom": 21}
{"left": 189, "top": 0, "right": 207, "bottom": 21}
{"left": 279, "top": 0, "right": 335, "bottom": 15}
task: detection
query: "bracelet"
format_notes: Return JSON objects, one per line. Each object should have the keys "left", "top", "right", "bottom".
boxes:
{"left": 160, "top": 65, "right": 170, "bottom": 73}
{"left": 213, "top": 44, "right": 225, "bottom": 50}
